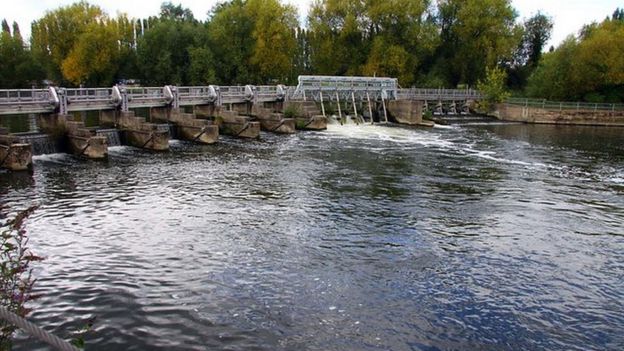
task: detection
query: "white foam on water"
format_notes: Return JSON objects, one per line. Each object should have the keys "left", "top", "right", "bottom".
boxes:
{"left": 108, "top": 146, "right": 129, "bottom": 151}
{"left": 322, "top": 123, "right": 457, "bottom": 149}
{"left": 32, "top": 153, "right": 70, "bottom": 162}
{"left": 318, "top": 123, "right": 567, "bottom": 172}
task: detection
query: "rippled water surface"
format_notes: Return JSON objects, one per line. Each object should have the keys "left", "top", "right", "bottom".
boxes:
{"left": 1, "top": 123, "right": 623, "bottom": 350}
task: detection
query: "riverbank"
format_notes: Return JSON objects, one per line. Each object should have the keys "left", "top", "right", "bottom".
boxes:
{"left": 494, "top": 103, "right": 624, "bottom": 127}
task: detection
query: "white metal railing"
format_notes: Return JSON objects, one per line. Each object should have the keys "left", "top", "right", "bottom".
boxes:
{"left": 506, "top": 98, "right": 624, "bottom": 112}
{"left": 397, "top": 88, "right": 482, "bottom": 101}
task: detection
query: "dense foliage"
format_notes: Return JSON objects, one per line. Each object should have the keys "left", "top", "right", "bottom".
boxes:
{"left": 527, "top": 13, "right": 624, "bottom": 102}
{"left": 0, "top": 1, "right": 622, "bottom": 102}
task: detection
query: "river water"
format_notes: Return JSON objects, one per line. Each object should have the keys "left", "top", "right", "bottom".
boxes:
{"left": 1, "top": 122, "right": 623, "bottom": 350}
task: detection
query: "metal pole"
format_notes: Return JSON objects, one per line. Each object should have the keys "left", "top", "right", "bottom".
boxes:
{"left": 381, "top": 96, "right": 388, "bottom": 123}
{"left": 351, "top": 91, "right": 359, "bottom": 124}
{"left": 367, "top": 92, "right": 373, "bottom": 125}
{"left": 336, "top": 91, "right": 342, "bottom": 122}
{"left": 319, "top": 90, "right": 326, "bottom": 118}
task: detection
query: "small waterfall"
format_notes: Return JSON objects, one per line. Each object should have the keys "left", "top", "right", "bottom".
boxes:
{"left": 15, "top": 133, "right": 61, "bottom": 155}
{"left": 96, "top": 129, "right": 122, "bottom": 147}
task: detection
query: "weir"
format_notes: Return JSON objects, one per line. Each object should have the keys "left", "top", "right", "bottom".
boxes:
{"left": 0, "top": 76, "right": 481, "bottom": 170}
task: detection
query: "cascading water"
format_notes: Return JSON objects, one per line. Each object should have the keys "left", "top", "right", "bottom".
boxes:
{"left": 14, "top": 132, "right": 61, "bottom": 155}
{"left": 96, "top": 129, "right": 122, "bottom": 147}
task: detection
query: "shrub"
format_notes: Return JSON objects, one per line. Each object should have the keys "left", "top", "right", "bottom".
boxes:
{"left": 1, "top": 206, "right": 43, "bottom": 349}
{"left": 283, "top": 103, "right": 302, "bottom": 119}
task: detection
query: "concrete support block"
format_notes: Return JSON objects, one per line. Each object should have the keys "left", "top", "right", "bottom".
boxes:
{"left": 36, "top": 113, "right": 68, "bottom": 134}
{"left": 64, "top": 120, "right": 108, "bottom": 159}
{"left": 100, "top": 110, "right": 118, "bottom": 127}
{"left": 169, "top": 109, "right": 218, "bottom": 144}
{"left": 285, "top": 101, "right": 321, "bottom": 118}
{"left": 0, "top": 143, "right": 33, "bottom": 171}
{"left": 194, "top": 104, "right": 219, "bottom": 118}
{"left": 295, "top": 115, "right": 328, "bottom": 130}
{"left": 114, "top": 111, "right": 170, "bottom": 150}
{"left": 123, "top": 123, "right": 169, "bottom": 151}
{"left": 150, "top": 106, "right": 172, "bottom": 122}
{"left": 231, "top": 103, "right": 251, "bottom": 115}
{"left": 250, "top": 105, "right": 296, "bottom": 134}
{"left": 260, "top": 117, "right": 296, "bottom": 134}
{"left": 387, "top": 100, "right": 423, "bottom": 125}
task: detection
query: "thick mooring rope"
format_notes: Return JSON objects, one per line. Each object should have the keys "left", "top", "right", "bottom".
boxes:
{"left": 0, "top": 305, "right": 79, "bottom": 351}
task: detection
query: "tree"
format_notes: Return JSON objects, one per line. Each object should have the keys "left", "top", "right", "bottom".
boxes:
{"left": 207, "top": 0, "right": 254, "bottom": 84}
{"left": 246, "top": 0, "right": 298, "bottom": 83}
{"left": 307, "top": 0, "right": 436, "bottom": 85}
{"left": 30, "top": 1, "right": 107, "bottom": 84}
{"left": 434, "top": 0, "right": 521, "bottom": 87}
{"left": 61, "top": 21, "right": 120, "bottom": 86}
{"left": 507, "top": 12, "right": 553, "bottom": 89}
{"left": 136, "top": 4, "right": 200, "bottom": 86}
{"left": 0, "top": 21, "right": 43, "bottom": 88}
{"left": 526, "top": 16, "right": 624, "bottom": 102}
{"left": 477, "top": 66, "right": 510, "bottom": 111}
{"left": 160, "top": 2, "right": 195, "bottom": 22}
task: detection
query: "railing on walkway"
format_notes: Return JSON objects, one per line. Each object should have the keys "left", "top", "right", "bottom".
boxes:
{"left": 397, "top": 88, "right": 482, "bottom": 101}
{"left": 506, "top": 98, "right": 624, "bottom": 112}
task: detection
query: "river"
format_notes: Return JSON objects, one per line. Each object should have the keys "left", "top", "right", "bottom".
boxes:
{"left": 1, "top": 122, "right": 623, "bottom": 350}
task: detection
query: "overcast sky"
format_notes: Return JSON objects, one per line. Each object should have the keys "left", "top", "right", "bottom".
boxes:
{"left": 2, "top": 0, "right": 621, "bottom": 48}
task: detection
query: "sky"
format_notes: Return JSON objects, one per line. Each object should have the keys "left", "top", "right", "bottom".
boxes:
{"left": 2, "top": 0, "right": 621, "bottom": 48}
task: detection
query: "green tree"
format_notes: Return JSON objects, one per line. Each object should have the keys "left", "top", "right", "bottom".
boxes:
{"left": 30, "top": 1, "right": 107, "bottom": 84}
{"left": 0, "top": 21, "right": 43, "bottom": 88}
{"left": 247, "top": 0, "right": 298, "bottom": 83}
{"left": 207, "top": 0, "right": 254, "bottom": 84}
{"left": 61, "top": 21, "right": 120, "bottom": 86}
{"left": 434, "top": 0, "right": 521, "bottom": 87}
{"left": 477, "top": 66, "right": 510, "bottom": 111}
{"left": 308, "top": 0, "right": 436, "bottom": 85}
{"left": 507, "top": 12, "right": 554, "bottom": 89}
{"left": 136, "top": 3, "right": 202, "bottom": 85}
{"left": 526, "top": 15, "right": 624, "bottom": 102}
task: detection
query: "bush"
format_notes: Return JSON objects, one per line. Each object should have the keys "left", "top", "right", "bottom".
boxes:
{"left": 477, "top": 66, "right": 511, "bottom": 112}
{"left": 1, "top": 206, "right": 43, "bottom": 349}
{"left": 283, "top": 104, "right": 302, "bottom": 119}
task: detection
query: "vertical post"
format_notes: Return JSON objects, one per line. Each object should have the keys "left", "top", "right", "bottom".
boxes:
{"left": 336, "top": 91, "right": 342, "bottom": 123}
{"left": 351, "top": 91, "right": 359, "bottom": 125}
{"left": 381, "top": 96, "right": 388, "bottom": 123}
{"left": 320, "top": 90, "right": 326, "bottom": 118}
{"left": 367, "top": 92, "right": 373, "bottom": 125}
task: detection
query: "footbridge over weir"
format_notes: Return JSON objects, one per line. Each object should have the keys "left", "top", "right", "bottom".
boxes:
{"left": 0, "top": 75, "right": 483, "bottom": 171}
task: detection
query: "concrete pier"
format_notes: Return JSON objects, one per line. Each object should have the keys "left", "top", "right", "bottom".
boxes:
{"left": 118, "top": 112, "right": 170, "bottom": 151}
{"left": 150, "top": 107, "right": 219, "bottom": 144}
{"left": 64, "top": 120, "right": 108, "bottom": 159}
{"left": 284, "top": 101, "right": 328, "bottom": 130}
{"left": 194, "top": 105, "right": 261, "bottom": 139}
{"left": 387, "top": 100, "right": 425, "bottom": 126}
{"left": 250, "top": 106, "right": 296, "bottom": 134}
{"left": 0, "top": 129, "right": 32, "bottom": 171}
{"left": 37, "top": 114, "right": 108, "bottom": 159}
